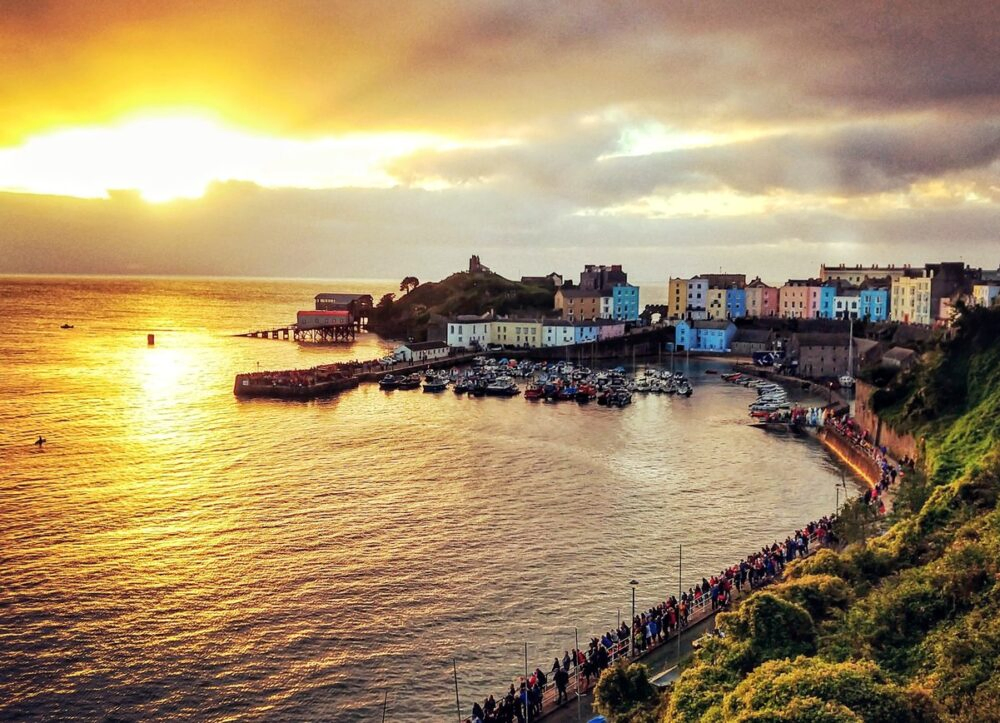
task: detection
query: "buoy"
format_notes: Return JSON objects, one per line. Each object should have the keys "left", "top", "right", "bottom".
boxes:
{"left": 147, "top": 334, "right": 155, "bottom": 346}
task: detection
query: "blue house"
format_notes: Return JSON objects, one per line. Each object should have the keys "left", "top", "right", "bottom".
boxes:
{"left": 612, "top": 284, "right": 640, "bottom": 322}
{"left": 573, "top": 321, "right": 600, "bottom": 344}
{"left": 817, "top": 285, "right": 837, "bottom": 319}
{"left": 859, "top": 288, "right": 889, "bottom": 321}
{"left": 675, "top": 320, "right": 737, "bottom": 352}
{"left": 725, "top": 288, "right": 746, "bottom": 319}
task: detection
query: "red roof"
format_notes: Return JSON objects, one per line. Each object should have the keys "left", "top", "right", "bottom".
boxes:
{"left": 298, "top": 310, "right": 349, "bottom": 318}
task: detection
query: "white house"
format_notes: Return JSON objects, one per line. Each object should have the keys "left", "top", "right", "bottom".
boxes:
{"left": 394, "top": 341, "right": 450, "bottom": 362}
{"left": 834, "top": 290, "right": 861, "bottom": 320}
{"left": 542, "top": 320, "right": 576, "bottom": 347}
{"left": 446, "top": 315, "right": 495, "bottom": 350}
{"left": 599, "top": 294, "right": 614, "bottom": 319}
{"left": 686, "top": 277, "right": 709, "bottom": 320}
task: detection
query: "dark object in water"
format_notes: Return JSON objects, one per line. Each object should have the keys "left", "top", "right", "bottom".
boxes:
{"left": 60, "top": 324, "right": 74, "bottom": 329}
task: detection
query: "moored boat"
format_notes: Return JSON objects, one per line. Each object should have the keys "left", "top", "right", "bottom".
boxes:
{"left": 397, "top": 374, "right": 422, "bottom": 389}
{"left": 422, "top": 377, "right": 449, "bottom": 392}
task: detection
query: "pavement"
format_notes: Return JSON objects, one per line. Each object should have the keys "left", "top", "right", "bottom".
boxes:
{"left": 539, "top": 615, "right": 717, "bottom": 723}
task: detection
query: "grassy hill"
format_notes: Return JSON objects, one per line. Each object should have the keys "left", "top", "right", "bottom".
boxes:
{"left": 367, "top": 271, "right": 556, "bottom": 340}
{"left": 595, "top": 305, "right": 1000, "bottom": 723}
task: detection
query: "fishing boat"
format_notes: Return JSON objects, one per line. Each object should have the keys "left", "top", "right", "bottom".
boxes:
{"left": 397, "top": 374, "right": 422, "bottom": 390}
{"left": 422, "top": 377, "right": 449, "bottom": 392}
{"left": 524, "top": 385, "right": 545, "bottom": 400}
{"left": 378, "top": 374, "right": 399, "bottom": 390}
{"left": 485, "top": 377, "right": 519, "bottom": 397}
{"left": 612, "top": 390, "right": 632, "bottom": 407}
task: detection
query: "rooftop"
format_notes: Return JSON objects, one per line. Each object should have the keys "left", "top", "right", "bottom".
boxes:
{"left": 400, "top": 340, "right": 449, "bottom": 351}
{"left": 793, "top": 332, "right": 850, "bottom": 347}
{"left": 315, "top": 293, "right": 367, "bottom": 303}
{"left": 558, "top": 287, "right": 609, "bottom": 298}
{"left": 883, "top": 346, "right": 917, "bottom": 362}
{"left": 733, "top": 328, "right": 773, "bottom": 343}
{"left": 691, "top": 320, "right": 735, "bottom": 330}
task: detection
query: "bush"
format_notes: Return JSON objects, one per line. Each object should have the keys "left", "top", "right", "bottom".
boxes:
{"left": 732, "top": 696, "right": 862, "bottom": 722}
{"left": 720, "top": 658, "right": 940, "bottom": 722}
{"left": 771, "top": 574, "right": 853, "bottom": 622}
{"left": 786, "top": 549, "right": 855, "bottom": 582}
{"left": 716, "top": 593, "right": 817, "bottom": 672}
{"left": 665, "top": 664, "right": 739, "bottom": 723}
{"left": 591, "top": 662, "right": 662, "bottom": 723}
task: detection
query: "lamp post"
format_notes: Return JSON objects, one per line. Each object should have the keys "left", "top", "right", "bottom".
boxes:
{"left": 629, "top": 579, "right": 639, "bottom": 657}
{"left": 835, "top": 469, "right": 848, "bottom": 515}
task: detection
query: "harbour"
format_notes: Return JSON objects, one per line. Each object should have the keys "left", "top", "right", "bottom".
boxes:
{"left": 0, "top": 276, "right": 861, "bottom": 722}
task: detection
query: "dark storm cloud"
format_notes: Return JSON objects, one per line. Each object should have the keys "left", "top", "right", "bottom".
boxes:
{"left": 2, "top": 183, "right": 997, "bottom": 282}
{"left": 1, "top": 0, "right": 998, "bottom": 278}
{"left": 2, "top": 0, "right": 998, "bottom": 141}
{"left": 392, "top": 116, "right": 1000, "bottom": 201}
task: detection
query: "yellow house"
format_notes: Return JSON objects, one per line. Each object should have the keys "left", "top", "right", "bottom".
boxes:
{"left": 492, "top": 319, "right": 543, "bottom": 348}
{"left": 891, "top": 276, "right": 933, "bottom": 325}
{"left": 972, "top": 284, "right": 1000, "bottom": 308}
{"left": 667, "top": 278, "right": 688, "bottom": 320}
{"left": 706, "top": 288, "right": 728, "bottom": 320}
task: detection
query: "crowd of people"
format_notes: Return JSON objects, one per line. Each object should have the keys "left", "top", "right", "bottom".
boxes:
{"left": 461, "top": 412, "right": 912, "bottom": 723}
{"left": 464, "top": 516, "right": 847, "bottom": 723}
{"left": 825, "top": 412, "right": 909, "bottom": 516}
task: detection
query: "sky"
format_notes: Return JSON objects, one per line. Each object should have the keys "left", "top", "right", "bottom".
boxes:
{"left": 0, "top": 0, "right": 998, "bottom": 284}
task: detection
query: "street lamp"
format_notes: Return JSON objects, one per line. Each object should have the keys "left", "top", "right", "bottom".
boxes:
{"left": 629, "top": 579, "right": 639, "bottom": 657}
{"left": 835, "top": 469, "right": 849, "bottom": 515}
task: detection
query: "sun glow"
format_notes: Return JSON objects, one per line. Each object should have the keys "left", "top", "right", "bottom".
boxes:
{"left": 0, "top": 113, "right": 454, "bottom": 202}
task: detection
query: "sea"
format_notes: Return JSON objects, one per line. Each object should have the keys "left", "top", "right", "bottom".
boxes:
{"left": 0, "top": 276, "right": 858, "bottom": 722}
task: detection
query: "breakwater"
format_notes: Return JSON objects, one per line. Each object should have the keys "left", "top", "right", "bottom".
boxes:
{"left": 233, "top": 326, "right": 675, "bottom": 399}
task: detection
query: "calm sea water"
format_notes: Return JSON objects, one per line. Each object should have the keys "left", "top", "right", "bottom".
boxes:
{"left": 0, "top": 276, "right": 855, "bottom": 722}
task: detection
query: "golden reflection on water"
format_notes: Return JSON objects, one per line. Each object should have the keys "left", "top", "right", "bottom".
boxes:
{"left": 0, "top": 276, "right": 859, "bottom": 722}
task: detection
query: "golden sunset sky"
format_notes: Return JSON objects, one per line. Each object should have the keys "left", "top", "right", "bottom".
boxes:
{"left": 1, "top": 1, "right": 998, "bottom": 280}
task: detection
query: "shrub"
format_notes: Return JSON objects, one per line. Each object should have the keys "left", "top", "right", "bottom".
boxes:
{"left": 665, "top": 664, "right": 739, "bottom": 723}
{"left": 591, "top": 662, "right": 661, "bottom": 723}
{"left": 717, "top": 593, "right": 817, "bottom": 672}
{"left": 771, "top": 574, "right": 852, "bottom": 622}
{"left": 720, "top": 658, "right": 940, "bottom": 722}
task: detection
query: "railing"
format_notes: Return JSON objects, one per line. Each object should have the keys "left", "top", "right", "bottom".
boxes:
{"left": 513, "top": 528, "right": 828, "bottom": 720}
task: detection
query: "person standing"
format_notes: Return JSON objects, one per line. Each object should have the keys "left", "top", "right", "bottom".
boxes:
{"left": 554, "top": 665, "right": 569, "bottom": 706}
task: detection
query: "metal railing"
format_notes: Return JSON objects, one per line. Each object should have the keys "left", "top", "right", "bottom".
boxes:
{"left": 516, "top": 529, "right": 829, "bottom": 720}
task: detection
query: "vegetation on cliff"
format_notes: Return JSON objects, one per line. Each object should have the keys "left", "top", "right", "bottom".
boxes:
{"left": 367, "top": 271, "right": 555, "bottom": 340}
{"left": 593, "top": 306, "right": 1000, "bottom": 723}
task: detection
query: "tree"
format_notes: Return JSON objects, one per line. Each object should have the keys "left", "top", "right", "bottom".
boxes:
{"left": 720, "top": 657, "right": 940, "bottom": 722}
{"left": 592, "top": 662, "right": 661, "bottom": 723}
{"left": 376, "top": 293, "right": 395, "bottom": 309}
{"left": 400, "top": 276, "right": 420, "bottom": 294}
